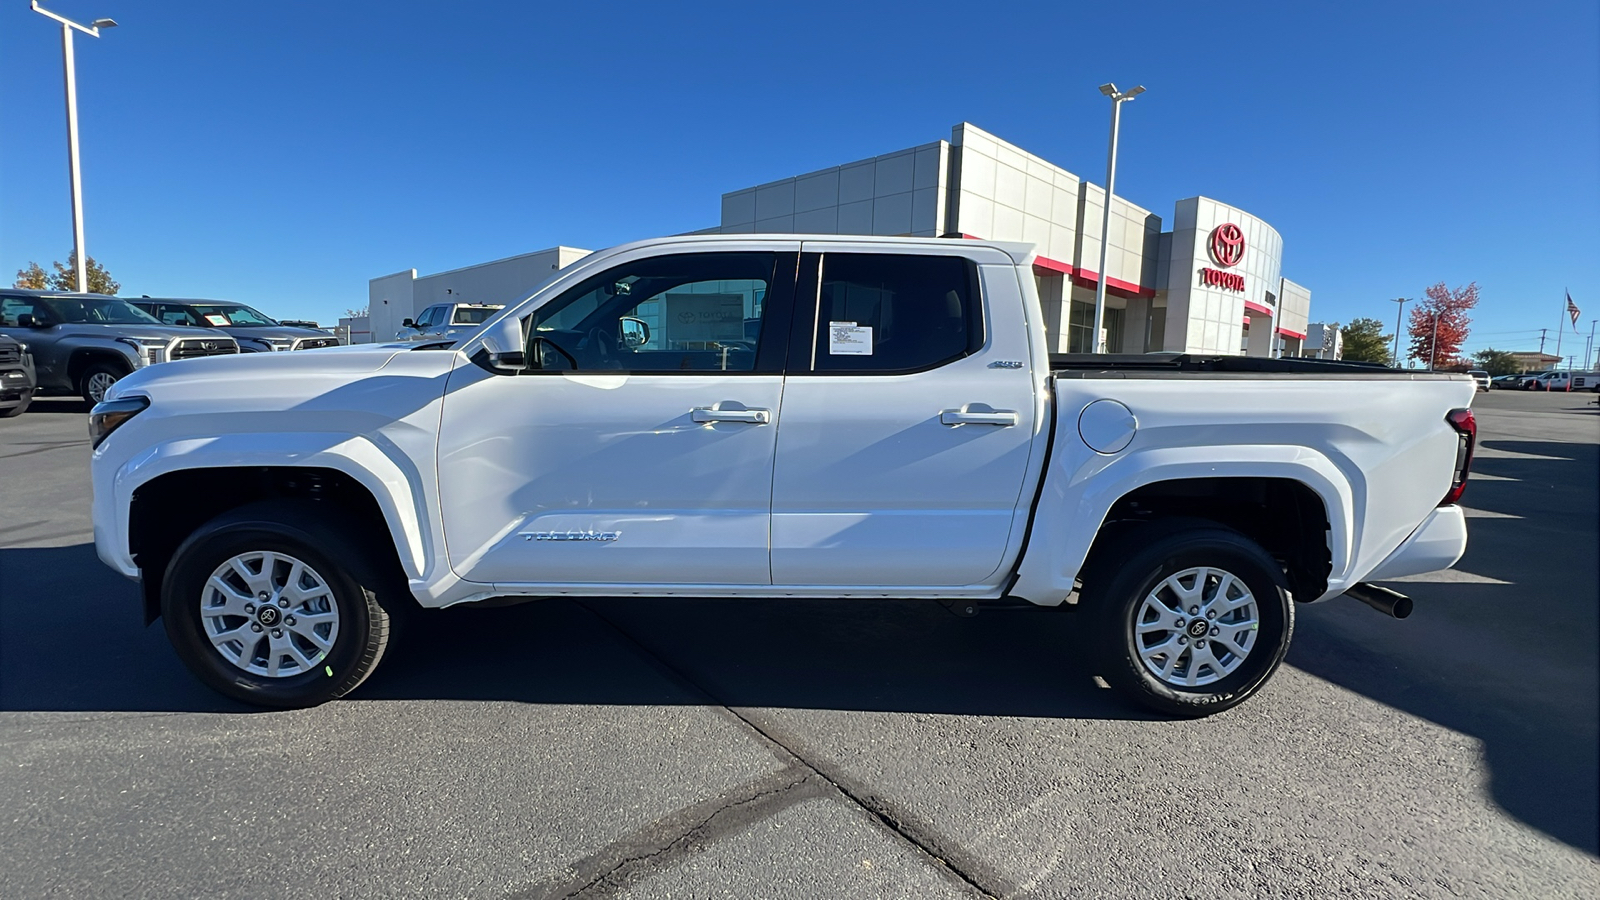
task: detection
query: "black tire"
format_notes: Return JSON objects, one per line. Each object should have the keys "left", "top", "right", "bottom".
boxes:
{"left": 79, "top": 362, "right": 124, "bottom": 404}
{"left": 0, "top": 391, "right": 30, "bottom": 417}
{"left": 161, "top": 501, "right": 401, "bottom": 708}
{"left": 1082, "top": 521, "right": 1294, "bottom": 717}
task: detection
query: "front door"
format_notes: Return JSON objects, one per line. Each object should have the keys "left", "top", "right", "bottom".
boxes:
{"left": 438, "top": 248, "right": 797, "bottom": 587}
{"left": 769, "top": 250, "right": 1038, "bottom": 587}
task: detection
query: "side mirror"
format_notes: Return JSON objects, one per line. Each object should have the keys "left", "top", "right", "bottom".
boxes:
{"left": 488, "top": 350, "right": 526, "bottom": 370}
{"left": 402, "top": 318, "right": 416, "bottom": 329}
{"left": 17, "top": 314, "right": 46, "bottom": 328}
{"left": 619, "top": 316, "right": 650, "bottom": 348}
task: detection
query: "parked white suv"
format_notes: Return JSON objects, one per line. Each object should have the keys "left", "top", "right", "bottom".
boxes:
{"left": 89, "top": 235, "right": 1475, "bottom": 716}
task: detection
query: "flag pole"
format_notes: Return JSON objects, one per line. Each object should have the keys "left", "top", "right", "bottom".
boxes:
{"left": 1555, "top": 290, "right": 1564, "bottom": 369}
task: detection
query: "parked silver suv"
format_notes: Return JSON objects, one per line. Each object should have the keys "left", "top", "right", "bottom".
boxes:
{"left": 0, "top": 289, "right": 238, "bottom": 403}
{"left": 130, "top": 298, "right": 340, "bottom": 353}
{"left": 396, "top": 302, "right": 503, "bottom": 344}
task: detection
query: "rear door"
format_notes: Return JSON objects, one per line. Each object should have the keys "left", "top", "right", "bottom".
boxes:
{"left": 769, "top": 246, "right": 1040, "bottom": 586}
{"left": 437, "top": 245, "right": 799, "bottom": 587}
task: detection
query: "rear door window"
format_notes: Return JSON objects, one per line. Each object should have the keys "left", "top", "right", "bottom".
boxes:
{"left": 805, "top": 254, "right": 980, "bottom": 373}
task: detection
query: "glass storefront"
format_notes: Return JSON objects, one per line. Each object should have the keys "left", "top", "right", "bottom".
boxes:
{"left": 1067, "top": 301, "right": 1124, "bottom": 353}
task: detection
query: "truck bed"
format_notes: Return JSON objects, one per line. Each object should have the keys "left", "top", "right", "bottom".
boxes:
{"left": 1049, "top": 353, "right": 1467, "bottom": 378}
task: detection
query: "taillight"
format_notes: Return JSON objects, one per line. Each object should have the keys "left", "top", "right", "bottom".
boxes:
{"left": 1441, "top": 407, "right": 1476, "bottom": 506}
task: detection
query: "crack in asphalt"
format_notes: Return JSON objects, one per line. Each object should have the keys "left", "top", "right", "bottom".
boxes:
{"left": 544, "top": 600, "right": 1001, "bottom": 900}
{"left": 512, "top": 766, "right": 821, "bottom": 900}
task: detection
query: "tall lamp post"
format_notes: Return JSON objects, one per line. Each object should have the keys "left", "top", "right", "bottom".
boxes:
{"left": 1389, "top": 297, "right": 1410, "bottom": 367}
{"left": 1092, "top": 82, "right": 1144, "bottom": 353}
{"left": 1428, "top": 311, "right": 1440, "bottom": 372}
{"left": 31, "top": 1, "right": 117, "bottom": 294}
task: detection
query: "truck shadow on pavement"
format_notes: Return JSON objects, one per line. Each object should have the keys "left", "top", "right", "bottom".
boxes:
{"left": 2, "top": 440, "right": 1594, "bottom": 855}
{"left": 0, "top": 544, "right": 1143, "bottom": 723}
{"left": 1289, "top": 437, "right": 1599, "bottom": 856}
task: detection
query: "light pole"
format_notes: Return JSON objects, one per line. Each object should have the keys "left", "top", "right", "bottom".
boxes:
{"left": 1092, "top": 82, "right": 1144, "bottom": 353}
{"left": 31, "top": 2, "right": 117, "bottom": 294}
{"left": 1586, "top": 319, "right": 1596, "bottom": 369}
{"left": 1389, "top": 297, "right": 1410, "bottom": 367}
{"left": 1428, "top": 312, "right": 1440, "bottom": 372}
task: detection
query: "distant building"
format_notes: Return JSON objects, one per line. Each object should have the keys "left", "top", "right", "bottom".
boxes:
{"left": 1302, "top": 322, "right": 1342, "bottom": 359}
{"left": 1509, "top": 352, "right": 1563, "bottom": 372}
{"left": 367, "top": 247, "right": 590, "bottom": 345}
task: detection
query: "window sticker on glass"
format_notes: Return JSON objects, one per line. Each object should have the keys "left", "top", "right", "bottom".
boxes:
{"left": 204, "top": 314, "right": 230, "bottom": 326}
{"left": 829, "top": 321, "right": 873, "bottom": 355}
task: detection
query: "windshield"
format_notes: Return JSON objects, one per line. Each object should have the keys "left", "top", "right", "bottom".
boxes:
{"left": 452, "top": 306, "right": 501, "bottom": 325}
{"left": 40, "top": 296, "right": 162, "bottom": 325}
{"left": 190, "top": 304, "right": 279, "bottom": 327}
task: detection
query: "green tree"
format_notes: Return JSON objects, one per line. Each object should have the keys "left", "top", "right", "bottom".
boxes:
{"left": 1472, "top": 348, "right": 1521, "bottom": 376}
{"left": 46, "top": 252, "right": 121, "bottom": 295}
{"left": 13, "top": 262, "right": 48, "bottom": 289}
{"left": 1340, "top": 317, "right": 1391, "bottom": 364}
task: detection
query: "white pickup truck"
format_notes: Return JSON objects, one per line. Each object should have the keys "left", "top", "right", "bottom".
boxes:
{"left": 89, "top": 235, "right": 1476, "bottom": 716}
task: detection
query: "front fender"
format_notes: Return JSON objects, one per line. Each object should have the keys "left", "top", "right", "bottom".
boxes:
{"left": 1008, "top": 443, "right": 1355, "bottom": 605}
{"left": 96, "top": 432, "right": 430, "bottom": 582}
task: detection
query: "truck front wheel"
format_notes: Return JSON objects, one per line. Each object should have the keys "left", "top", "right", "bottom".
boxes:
{"left": 161, "top": 502, "right": 397, "bottom": 708}
{"left": 1083, "top": 524, "right": 1293, "bottom": 717}
{"left": 80, "top": 362, "right": 127, "bottom": 404}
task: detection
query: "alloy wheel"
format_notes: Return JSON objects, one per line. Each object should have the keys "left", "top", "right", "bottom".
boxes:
{"left": 199, "top": 551, "right": 340, "bottom": 677}
{"left": 1133, "top": 566, "right": 1260, "bottom": 688}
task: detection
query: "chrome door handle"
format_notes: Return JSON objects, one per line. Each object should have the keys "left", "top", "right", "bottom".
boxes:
{"left": 692, "top": 407, "right": 771, "bottom": 425}
{"left": 940, "top": 409, "right": 1018, "bottom": 426}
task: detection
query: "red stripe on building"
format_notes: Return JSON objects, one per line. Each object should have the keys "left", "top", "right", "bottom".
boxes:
{"left": 962, "top": 233, "right": 1154, "bottom": 298}
{"left": 1243, "top": 300, "right": 1273, "bottom": 316}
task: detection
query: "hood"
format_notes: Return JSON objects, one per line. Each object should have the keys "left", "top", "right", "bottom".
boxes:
{"left": 55, "top": 323, "right": 226, "bottom": 343}
{"left": 105, "top": 341, "right": 458, "bottom": 411}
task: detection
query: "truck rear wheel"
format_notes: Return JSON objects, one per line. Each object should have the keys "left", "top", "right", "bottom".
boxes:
{"left": 1083, "top": 523, "right": 1293, "bottom": 717}
{"left": 161, "top": 502, "right": 397, "bottom": 708}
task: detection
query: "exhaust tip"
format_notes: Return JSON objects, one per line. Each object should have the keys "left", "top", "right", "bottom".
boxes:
{"left": 1346, "top": 583, "right": 1413, "bottom": 619}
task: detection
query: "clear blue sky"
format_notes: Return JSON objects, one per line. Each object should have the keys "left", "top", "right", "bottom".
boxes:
{"left": 3, "top": 1, "right": 1596, "bottom": 361}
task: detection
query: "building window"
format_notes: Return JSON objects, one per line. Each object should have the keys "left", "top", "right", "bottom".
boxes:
{"left": 1067, "top": 301, "right": 1123, "bottom": 353}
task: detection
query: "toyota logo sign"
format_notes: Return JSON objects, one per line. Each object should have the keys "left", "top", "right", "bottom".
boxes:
{"left": 1209, "top": 223, "right": 1245, "bottom": 268}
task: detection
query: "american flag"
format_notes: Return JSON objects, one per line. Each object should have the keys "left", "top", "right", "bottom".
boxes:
{"left": 1568, "top": 291, "right": 1581, "bottom": 328}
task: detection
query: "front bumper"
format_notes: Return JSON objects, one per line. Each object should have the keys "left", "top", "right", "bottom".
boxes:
{"left": 1362, "top": 505, "right": 1469, "bottom": 582}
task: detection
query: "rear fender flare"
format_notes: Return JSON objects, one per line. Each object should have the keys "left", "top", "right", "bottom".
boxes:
{"left": 1009, "top": 444, "right": 1354, "bottom": 605}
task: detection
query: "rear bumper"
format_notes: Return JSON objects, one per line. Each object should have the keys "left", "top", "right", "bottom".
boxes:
{"left": 1362, "top": 505, "right": 1468, "bottom": 582}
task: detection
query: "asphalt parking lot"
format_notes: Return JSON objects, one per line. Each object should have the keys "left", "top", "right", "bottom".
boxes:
{"left": 2, "top": 388, "right": 1597, "bottom": 898}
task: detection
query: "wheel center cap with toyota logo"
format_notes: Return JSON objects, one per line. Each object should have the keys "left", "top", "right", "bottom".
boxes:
{"left": 1187, "top": 619, "right": 1210, "bottom": 638}
{"left": 256, "top": 605, "right": 281, "bottom": 627}
{"left": 1209, "top": 223, "right": 1245, "bottom": 268}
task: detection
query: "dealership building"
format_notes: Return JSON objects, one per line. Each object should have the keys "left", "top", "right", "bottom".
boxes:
{"left": 367, "top": 122, "right": 1312, "bottom": 355}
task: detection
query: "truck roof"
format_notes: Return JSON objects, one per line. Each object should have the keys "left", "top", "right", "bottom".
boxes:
{"left": 611, "top": 233, "right": 1039, "bottom": 267}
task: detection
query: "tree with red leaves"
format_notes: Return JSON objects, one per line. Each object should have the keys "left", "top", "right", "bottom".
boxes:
{"left": 1407, "top": 282, "right": 1478, "bottom": 369}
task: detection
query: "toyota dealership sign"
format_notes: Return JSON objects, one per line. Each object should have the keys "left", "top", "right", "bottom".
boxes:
{"left": 1200, "top": 223, "right": 1246, "bottom": 291}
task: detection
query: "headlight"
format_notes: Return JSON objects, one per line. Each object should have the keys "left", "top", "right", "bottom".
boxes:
{"left": 88, "top": 396, "right": 151, "bottom": 449}
{"left": 116, "top": 338, "right": 168, "bottom": 366}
